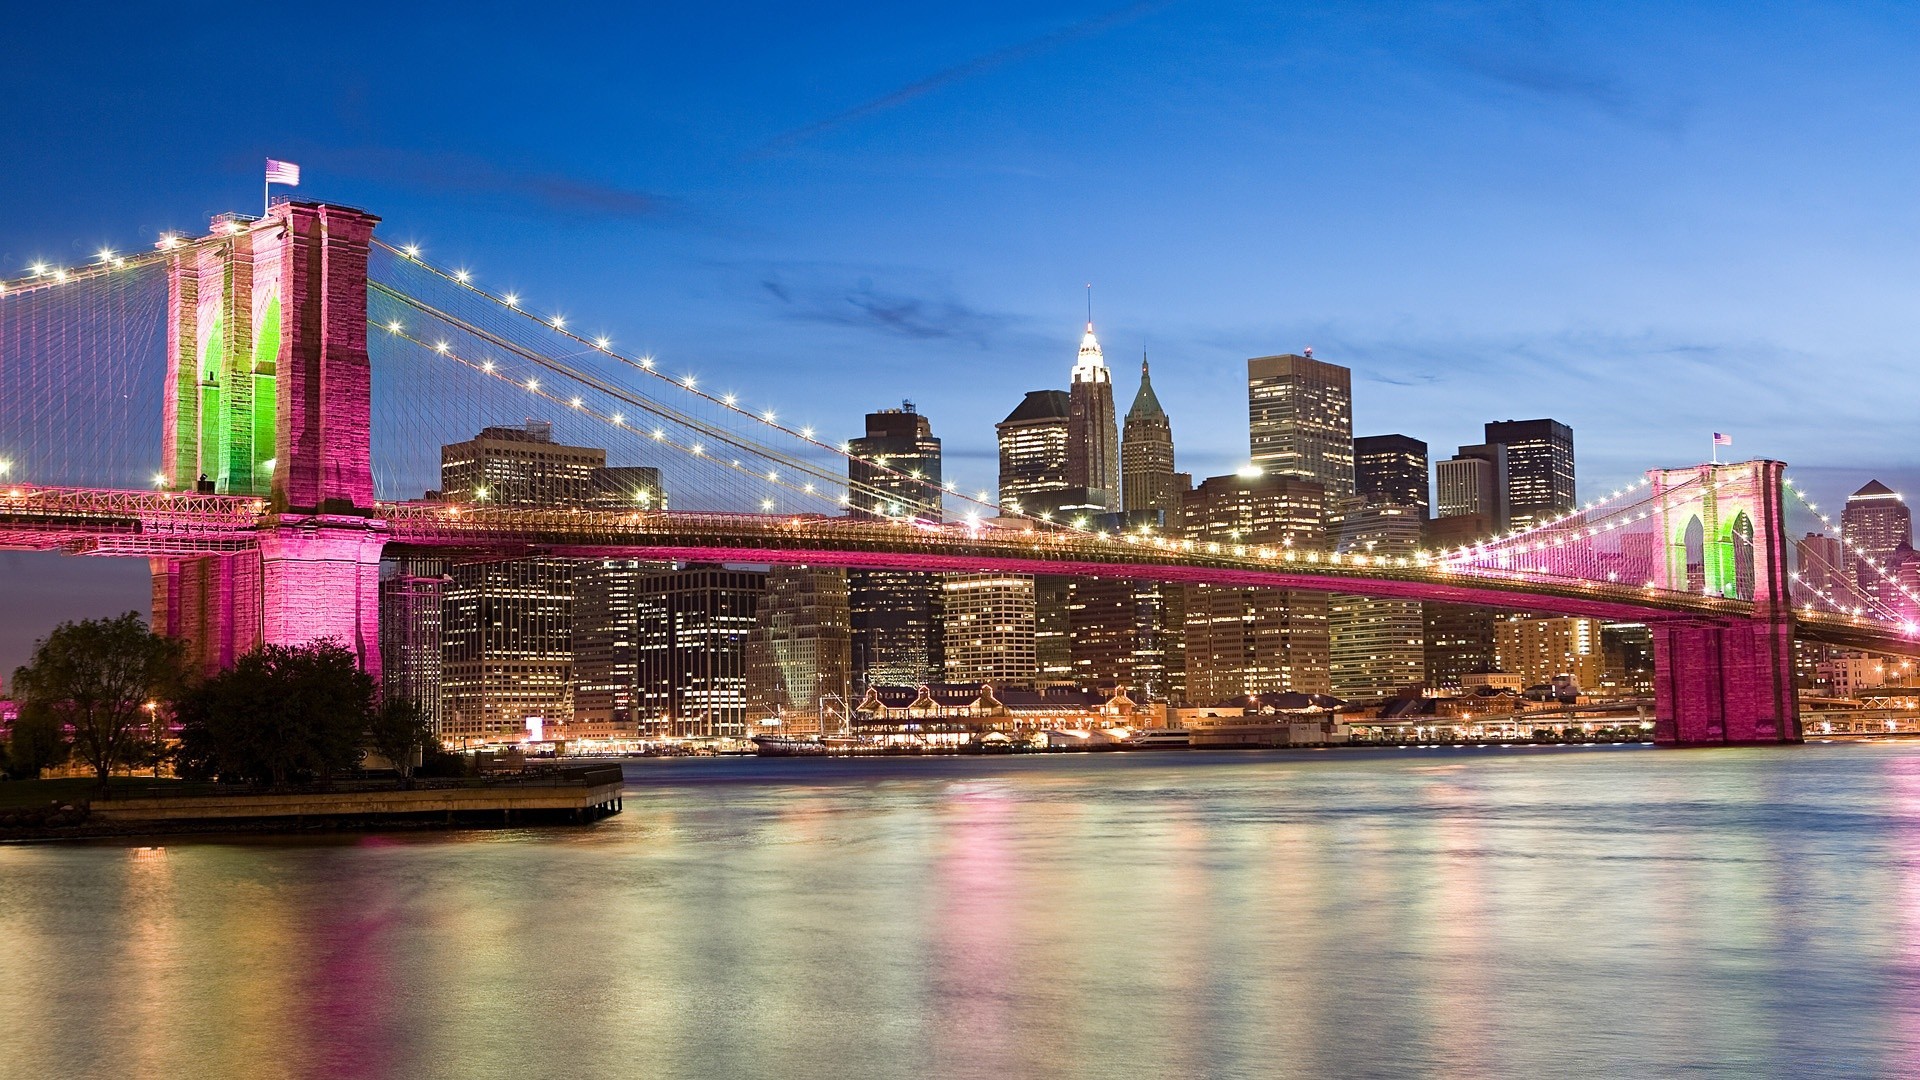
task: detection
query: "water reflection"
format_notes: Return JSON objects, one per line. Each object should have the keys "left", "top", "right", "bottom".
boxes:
{"left": 5, "top": 746, "right": 1920, "bottom": 1078}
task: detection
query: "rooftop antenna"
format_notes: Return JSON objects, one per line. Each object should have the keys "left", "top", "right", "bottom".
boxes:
{"left": 1085, "top": 283, "right": 1093, "bottom": 327}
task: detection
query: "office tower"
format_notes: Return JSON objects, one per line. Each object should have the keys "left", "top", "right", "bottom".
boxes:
{"left": 1329, "top": 497, "right": 1425, "bottom": 699}
{"left": 573, "top": 559, "right": 650, "bottom": 733}
{"left": 1248, "top": 350, "right": 1353, "bottom": 516}
{"left": 996, "top": 390, "right": 1073, "bottom": 517}
{"left": 1494, "top": 615, "right": 1606, "bottom": 692}
{"left": 1068, "top": 321, "right": 1121, "bottom": 511}
{"left": 378, "top": 556, "right": 447, "bottom": 733}
{"left": 1353, "top": 434, "right": 1429, "bottom": 518}
{"left": 1485, "top": 419, "right": 1575, "bottom": 529}
{"left": 1601, "top": 622, "right": 1656, "bottom": 697}
{"left": 441, "top": 420, "right": 604, "bottom": 506}
{"left": 1121, "top": 356, "right": 1179, "bottom": 521}
{"left": 942, "top": 573, "right": 1038, "bottom": 689}
{"left": 1841, "top": 481, "right": 1912, "bottom": 608}
{"left": 439, "top": 421, "right": 606, "bottom": 743}
{"left": 1436, "top": 444, "right": 1507, "bottom": 529}
{"left": 1797, "top": 533, "right": 1849, "bottom": 599}
{"left": 847, "top": 405, "right": 945, "bottom": 687}
{"left": 1181, "top": 471, "right": 1330, "bottom": 703}
{"left": 849, "top": 402, "right": 943, "bottom": 521}
{"left": 1422, "top": 513, "right": 1499, "bottom": 688}
{"left": 1034, "top": 575, "right": 1078, "bottom": 686}
{"left": 588, "top": 466, "right": 666, "bottom": 510}
{"left": 746, "top": 567, "right": 852, "bottom": 736}
{"left": 631, "top": 565, "right": 765, "bottom": 738}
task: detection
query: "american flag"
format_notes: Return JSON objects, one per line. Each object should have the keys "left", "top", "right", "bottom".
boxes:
{"left": 264, "top": 159, "right": 300, "bottom": 186}
{"left": 1713, "top": 432, "right": 1733, "bottom": 446}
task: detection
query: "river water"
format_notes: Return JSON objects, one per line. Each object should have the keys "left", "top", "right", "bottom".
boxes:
{"left": 4, "top": 744, "right": 1920, "bottom": 1079}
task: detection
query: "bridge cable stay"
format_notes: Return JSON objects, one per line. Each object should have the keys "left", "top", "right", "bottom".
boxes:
{"left": 1432, "top": 474, "right": 1702, "bottom": 596}
{"left": 367, "top": 242, "right": 1013, "bottom": 524}
{"left": 1781, "top": 478, "right": 1920, "bottom": 625}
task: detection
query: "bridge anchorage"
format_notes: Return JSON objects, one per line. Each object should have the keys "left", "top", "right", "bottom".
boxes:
{"left": 5, "top": 200, "right": 1912, "bottom": 746}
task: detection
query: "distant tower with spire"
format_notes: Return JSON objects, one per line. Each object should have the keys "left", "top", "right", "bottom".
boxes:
{"left": 1067, "top": 301, "right": 1120, "bottom": 511}
{"left": 1122, "top": 354, "right": 1178, "bottom": 520}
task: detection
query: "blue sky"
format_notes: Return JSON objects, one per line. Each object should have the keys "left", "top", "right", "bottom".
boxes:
{"left": 4, "top": 1, "right": 1920, "bottom": 673}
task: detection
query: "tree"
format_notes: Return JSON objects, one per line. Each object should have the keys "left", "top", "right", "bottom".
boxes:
{"left": 4, "top": 703, "right": 71, "bottom": 779}
{"left": 10, "top": 613, "right": 185, "bottom": 786}
{"left": 174, "top": 640, "right": 372, "bottom": 787}
{"left": 367, "top": 697, "right": 433, "bottom": 785}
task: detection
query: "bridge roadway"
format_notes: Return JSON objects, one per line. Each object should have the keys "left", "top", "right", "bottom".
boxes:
{"left": 0, "top": 485, "right": 1905, "bottom": 654}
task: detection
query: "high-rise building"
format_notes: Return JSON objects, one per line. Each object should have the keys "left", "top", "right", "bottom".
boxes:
{"left": 1495, "top": 615, "right": 1606, "bottom": 692}
{"left": 378, "top": 555, "right": 447, "bottom": 732}
{"left": 588, "top": 466, "right": 666, "bottom": 510}
{"left": 1181, "top": 470, "right": 1329, "bottom": 703}
{"left": 1121, "top": 356, "right": 1179, "bottom": 521}
{"left": 996, "top": 390, "right": 1072, "bottom": 517}
{"left": 573, "top": 558, "right": 652, "bottom": 733}
{"left": 1329, "top": 498, "right": 1425, "bottom": 699}
{"left": 1484, "top": 419, "right": 1575, "bottom": 529}
{"left": 631, "top": 565, "right": 765, "bottom": 739}
{"left": 849, "top": 403, "right": 943, "bottom": 521}
{"left": 746, "top": 567, "right": 852, "bottom": 736}
{"left": 439, "top": 421, "right": 607, "bottom": 743}
{"left": 1436, "top": 444, "right": 1507, "bottom": 529}
{"left": 1797, "top": 532, "right": 1849, "bottom": 599}
{"left": 942, "top": 573, "right": 1038, "bottom": 689}
{"left": 1068, "top": 322, "right": 1120, "bottom": 511}
{"left": 1422, "top": 513, "right": 1499, "bottom": 688}
{"left": 1841, "top": 480, "right": 1912, "bottom": 608}
{"left": 1353, "top": 434, "right": 1429, "bottom": 518}
{"left": 1248, "top": 350, "right": 1353, "bottom": 516}
{"left": 847, "top": 406, "right": 944, "bottom": 688}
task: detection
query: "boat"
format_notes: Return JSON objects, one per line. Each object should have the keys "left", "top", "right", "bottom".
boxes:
{"left": 750, "top": 735, "right": 830, "bottom": 756}
{"left": 1126, "top": 729, "right": 1193, "bottom": 749}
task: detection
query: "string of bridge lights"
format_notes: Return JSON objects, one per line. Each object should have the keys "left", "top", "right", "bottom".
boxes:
{"left": 1782, "top": 478, "right": 1920, "bottom": 621}
{"left": 0, "top": 231, "right": 234, "bottom": 300}
{"left": 373, "top": 240, "right": 1010, "bottom": 524}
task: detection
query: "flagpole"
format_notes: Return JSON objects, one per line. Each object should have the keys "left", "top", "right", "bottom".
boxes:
{"left": 1711, "top": 434, "right": 1719, "bottom": 466}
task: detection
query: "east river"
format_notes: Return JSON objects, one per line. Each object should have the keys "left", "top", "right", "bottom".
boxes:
{"left": 6, "top": 744, "right": 1920, "bottom": 1078}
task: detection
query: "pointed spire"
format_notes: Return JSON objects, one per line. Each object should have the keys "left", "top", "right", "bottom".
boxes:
{"left": 1127, "top": 349, "right": 1165, "bottom": 420}
{"left": 1072, "top": 307, "right": 1108, "bottom": 385}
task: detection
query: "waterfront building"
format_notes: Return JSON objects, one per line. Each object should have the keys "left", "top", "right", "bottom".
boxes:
{"left": 572, "top": 559, "right": 651, "bottom": 734}
{"left": 1329, "top": 497, "right": 1425, "bottom": 699}
{"left": 630, "top": 565, "right": 765, "bottom": 739}
{"left": 1422, "top": 513, "right": 1499, "bottom": 688}
{"left": 942, "top": 573, "right": 1038, "bottom": 689}
{"left": 847, "top": 405, "right": 944, "bottom": 687}
{"left": 1484, "top": 419, "right": 1576, "bottom": 529}
{"left": 439, "top": 421, "right": 608, "bottom": 743}
{"left": 1493, "top": 615, "right": 1606, "bottom": 692}
{"left": 378, "top": 555, "right": 448, "bottom": 733}
{"left": 1248, "top": 350, "right": 1353, "bottom": 517}
{"left": 1436, "top": 444, "right": 1507, "bottom": 529}
{"left": 746, "top": 567, "right": 852, "bottom": 736}
{"left": 1353, "top": 434, "right": 1429, "bottom": 518}
{"left": 1841, "top": 480, "right": 1912, "bottom": 608}
{"left": 1121, "top": 356, "right": 1179, "bottom": 521}
{"left": 1068, "top": 321, "right": 1121, "bottom": 512}
{"left": 1181, "top": 470, "right": 1330, "bottom": 702}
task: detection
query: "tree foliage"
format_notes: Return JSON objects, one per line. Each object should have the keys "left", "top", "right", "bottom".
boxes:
{"left": 9, "top": 613, "right": 184, "bottom": 785}
{"left": 4, "top": 704, "right": 71, "bottom": 780}
{"left": 173, "top": 640, "right": 373, "bottom": 787}
{"left": 367, "top": 696, "right": 433, "bottom": 784}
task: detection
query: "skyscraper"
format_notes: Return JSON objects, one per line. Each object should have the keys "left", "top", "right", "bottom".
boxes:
{"left": 996, "top": 390, "right": 1073, "bottom": 517}
{"left": 1495, "top": 615, "right": 1605, "bottom": 692}
{"left": 378, "top": 556, "right": 447, "bottom": 732}
{"left": 1248, "top": 350, "right": 1353, "bottom": 516}
{"left": 1353, "top": 434, "right": 1429, "bottom": 518}
{"left": 847, "top": 405, "right": 944, "bottom": 687}
{"left": 439, "top": 421, "right": 605, "bottom": 743}
{"left": 942, "top": 573, "right": 1037, "bottom": 689}
{"left": 1329, "top": 497, "right": 1425, "bottom": 699}
{"left": 1841, "top": 480, "right": 1912, "bottom": 607}
{"left": 1797, "top": 532, "right": 1848, "bottom": 599}
{"left": 1436, "top": 444, "right": 1507, "bottom": 529}
{"left": 1181, "top": 470, "right": 1330, "bottom": 702}
{"left": 746, "top": 567, "right": 852, "bottom": 735}
{"left": 1484, "top": 419, "right": 1575, "bottom": 529}
{"left": 1121, "top": 356, "right": 1179, "bottom": 521}
{"left": 631, "top": 565, "right": 765, "bottom": 739}
{"left": 1068, "top": 321, "right": 1120, "bottom": 511}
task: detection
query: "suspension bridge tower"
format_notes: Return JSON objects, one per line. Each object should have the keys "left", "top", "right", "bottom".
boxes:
{"left": 151, "top": 201, "right": 387, "bottom": 676}
{"left": 1648, "top": 459, "right": 1800, "bottom": 744}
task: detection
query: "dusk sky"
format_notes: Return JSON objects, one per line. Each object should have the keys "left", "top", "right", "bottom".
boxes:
{"left": 4, "top": 1, "right": 1920, "bottom": 674}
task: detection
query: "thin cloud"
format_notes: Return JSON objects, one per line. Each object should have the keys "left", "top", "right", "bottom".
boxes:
{"left": 758, "top": 2, "right": 1165, "bottom": 155}
{"left": 761, "top": 273, "right": 1020, "bottom": 347}
{"left": 293, "top": 146, "right": 670, "bottom": 220}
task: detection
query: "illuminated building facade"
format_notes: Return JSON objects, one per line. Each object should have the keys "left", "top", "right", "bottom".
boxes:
{"left": 847, "top": 405, "right": 944, "bottom": 688}
{"left": 1484, "top": 419, "right": 1575, "bottom": 529}
{"left": 1248, "top": 351, "right": 1353, "bottom": 516}
{"left": 1121, "top": 356, "right": 1179, "bottom": 521}
{"left": 1353, "top": 434, "right": 1428, "bottom": 518}
{"left": 746, "top": 567, "right": 853, "bottom": 736}
{"left": 942, "top": 573, "right": 1038, "bottom": 689}
{"left": 631, "top": 565, "right": 765, "bottom": 739}
{"left": 378, "top": 555, "right": 447, "bottom": 732}
{"left": 1180, "top": 470, "right": 1330, "bottom": 702}
{"left": 1493, "top": 615, "right": 1605, "bottom": 692}
{"left": 1329, "top": 498, "right": 1425, "bottom": 698}
{"left": 996, "top": 390, "right": 1073, "bottom": 516}
{"left": 1841, "top": 480, "right": 1911, "bottom": 608}
{"left": 1067, "top": 321, "right": 1120, "bottom": 511}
